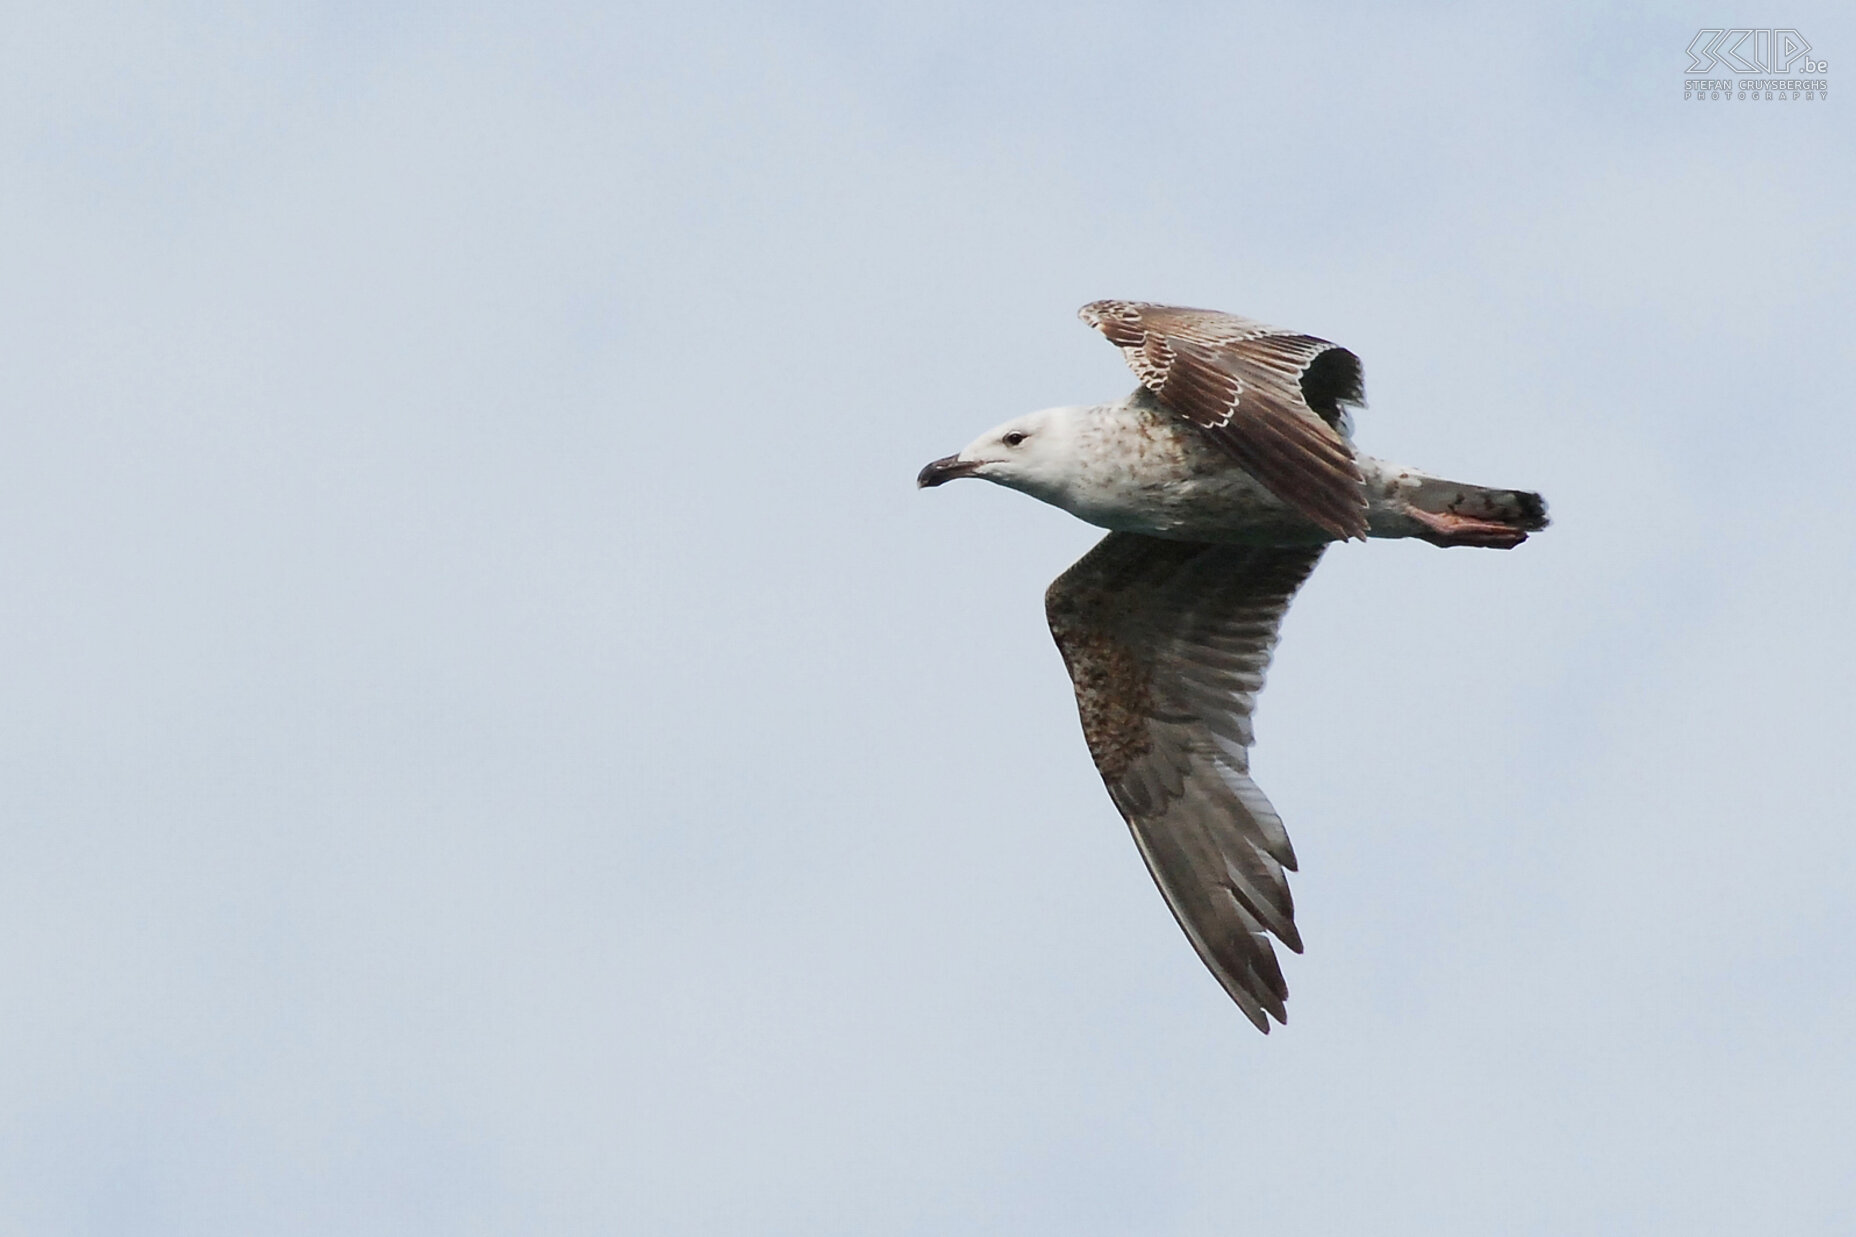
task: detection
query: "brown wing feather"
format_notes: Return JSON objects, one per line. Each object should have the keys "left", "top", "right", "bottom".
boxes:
{"left": 1080, "top": 300, "right": 1368, "bottom": 540}
{"left": 1046, "top": 532, "right": 1326, "bottom": 1031}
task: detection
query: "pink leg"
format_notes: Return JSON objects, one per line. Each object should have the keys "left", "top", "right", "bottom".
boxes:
{"left": 1407, "top": 506, "right": 1532, "bottom": 549}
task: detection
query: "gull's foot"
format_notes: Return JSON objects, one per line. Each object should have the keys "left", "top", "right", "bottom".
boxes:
{"left": 1408, "top": 506, "right": 1534, "bottom": 549}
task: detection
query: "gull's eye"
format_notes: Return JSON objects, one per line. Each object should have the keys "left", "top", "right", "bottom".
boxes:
{"left": 1003, "top": 431, "right": 1027, "bottom": 447}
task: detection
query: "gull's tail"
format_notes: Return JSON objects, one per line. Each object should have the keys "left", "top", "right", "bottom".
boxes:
{"left": 1364, "top": 462, "right": 1550, "bottom": 549}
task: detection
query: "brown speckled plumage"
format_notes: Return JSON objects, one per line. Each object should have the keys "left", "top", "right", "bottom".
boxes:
{"left": 1080, "top": 300, "right": 1368, "bottom": 540}
{"left": 1046, "top": 533, "right": 1324, "bottom": 1031}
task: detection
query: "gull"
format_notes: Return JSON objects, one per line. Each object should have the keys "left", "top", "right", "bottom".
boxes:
{"left": 917, "top": 300, "right": 1547, "bottom": 1032}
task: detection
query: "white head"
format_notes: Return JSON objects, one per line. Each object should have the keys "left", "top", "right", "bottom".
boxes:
{"left": 916, "top": 406, "right": 1085, "bottom": 507}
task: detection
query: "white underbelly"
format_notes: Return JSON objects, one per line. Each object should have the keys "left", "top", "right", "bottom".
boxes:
{"left": 1065, "top": 464, "right": 1331, "bottom": 544}
{"left": 1053, "top": 394, "right": 1349, "bottom": 545}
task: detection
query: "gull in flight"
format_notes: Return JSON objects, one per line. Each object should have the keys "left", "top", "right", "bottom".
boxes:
{"left": 918, "top": 301, "right": 1548, "bottom": 1032}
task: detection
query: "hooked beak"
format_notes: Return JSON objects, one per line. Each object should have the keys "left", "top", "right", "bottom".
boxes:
{"left": 916, "top": 454, "right": 981, "bottom": 488}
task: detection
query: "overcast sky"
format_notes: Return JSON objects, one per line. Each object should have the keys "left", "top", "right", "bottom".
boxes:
{"left": 2, "top": 3, "right": 1852, "bottom": 1233}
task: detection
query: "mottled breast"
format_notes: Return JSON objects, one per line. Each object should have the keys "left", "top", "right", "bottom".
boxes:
{"left": 1063, "top": 391, "right": 1336, "bottom": 545}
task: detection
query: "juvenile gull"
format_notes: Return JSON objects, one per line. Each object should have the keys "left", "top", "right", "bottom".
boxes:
{"left": 918, "top": 300, "right": 1548, "bottom": 1032}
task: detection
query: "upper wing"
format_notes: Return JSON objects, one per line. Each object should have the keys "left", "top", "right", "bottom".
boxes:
{"left": 1045, "top": 531, "right": 1325, "bottom": 1032}
{"left": 1079, "top": 300, "right": 1368, "bottom": 540}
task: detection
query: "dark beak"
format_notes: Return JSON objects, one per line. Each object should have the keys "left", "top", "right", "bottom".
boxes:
{"left": 917, "top": 454, "right": 979, "bottom": 488}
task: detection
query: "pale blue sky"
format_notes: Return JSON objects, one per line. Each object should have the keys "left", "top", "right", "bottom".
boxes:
{"left": 1, "top": 4, "right": 1852, "bottom": 1233}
